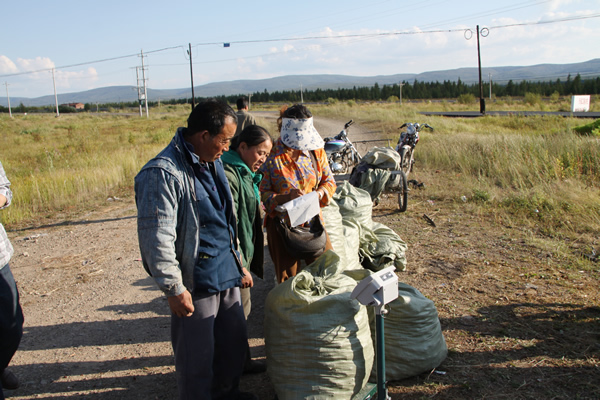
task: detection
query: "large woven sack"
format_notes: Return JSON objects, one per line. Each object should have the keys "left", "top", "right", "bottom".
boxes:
{"left": 264, "top": 251, "right": 374, "bottom": 399}
{"left": 370, "top": 282, "right": 447, "bottom": 381}
{"left": 322, "top": 199, "right": 349, "bottom": 267}
{"left": 360, "top": 146, "right": 401, "bottom": 169}
{"left": 334, "top": 181, "right": 373, "bottom": 230}
{"left": 359, "top": 222, "right": 407, "bottom": 272}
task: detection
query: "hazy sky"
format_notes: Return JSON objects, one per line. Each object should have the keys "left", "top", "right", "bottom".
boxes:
{"left": 1, "top": 0, "right": 599, "bottom": 98}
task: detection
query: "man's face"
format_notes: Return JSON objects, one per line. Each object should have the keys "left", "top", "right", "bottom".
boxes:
{"left": 192, "top": 117, "right": 237, "bottom": 162}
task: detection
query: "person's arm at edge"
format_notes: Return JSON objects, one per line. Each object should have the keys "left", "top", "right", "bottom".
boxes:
{"left": 0, "top": 161, "right": 12, "bottom": 209}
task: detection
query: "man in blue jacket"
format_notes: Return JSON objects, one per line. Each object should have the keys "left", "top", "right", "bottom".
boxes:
{"left": 135, "top": 100, "right": 256, "bottom": 400}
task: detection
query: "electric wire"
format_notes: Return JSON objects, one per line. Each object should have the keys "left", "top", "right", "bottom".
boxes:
{"left": 0, "top": 12, "right": 598, "bottom": 84}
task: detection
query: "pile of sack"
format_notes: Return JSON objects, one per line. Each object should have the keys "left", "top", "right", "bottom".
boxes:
{"left": 348, "top": 147, "right": 403, "bottom": 204}
{"left": 264, "top": 182, "right": 447, "bottom": 400}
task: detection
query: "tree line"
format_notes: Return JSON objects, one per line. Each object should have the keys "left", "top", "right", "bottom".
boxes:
{"left": 169, "top": 73, "right": 600, "bottom": 105}
{"left": 1, "top": 73, "right": 598, "bottom": 113}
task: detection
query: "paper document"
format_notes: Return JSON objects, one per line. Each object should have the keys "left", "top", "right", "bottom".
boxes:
{"left": 280, "top": 191, "right": 320, "bottom": 227}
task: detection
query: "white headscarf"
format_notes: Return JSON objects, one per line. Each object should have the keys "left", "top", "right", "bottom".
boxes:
{"left": 280, "top": 117, "right": 324, "bottom": 151}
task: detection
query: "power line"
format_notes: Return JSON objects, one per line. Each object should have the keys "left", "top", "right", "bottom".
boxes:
{"left": 0, "top": 45, "right": 184, "bottom": 79}
{"left": 1, "top": 14, "right": 598, "bottom": 80}
{"left": 489, "top": 13, "right": 600, "bottom": 30}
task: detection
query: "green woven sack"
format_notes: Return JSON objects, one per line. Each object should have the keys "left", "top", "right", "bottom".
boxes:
{"left": 369, "top": 282, "right": 447, "bottom": 381}
{"left": 265, "top": 250, "right": 374, "bottom": 399}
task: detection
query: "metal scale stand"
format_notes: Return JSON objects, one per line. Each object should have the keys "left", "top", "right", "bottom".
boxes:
{"left": 351, "top": 266, "right": 399, "bottom": 400}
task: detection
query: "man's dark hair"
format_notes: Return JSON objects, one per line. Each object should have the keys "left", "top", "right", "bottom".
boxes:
{"left": 186, "top": 99, "right": 237, "bottom": 137}
{"left": 236, "top": 97, "right": 249, "bottom": 111}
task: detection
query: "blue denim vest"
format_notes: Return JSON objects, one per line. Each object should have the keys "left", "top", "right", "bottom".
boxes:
{"left": 135, "top": 129, "right": 242, "bottom": 296}
{"left": 187, "top": 146, "right": 242, "bottom": 292}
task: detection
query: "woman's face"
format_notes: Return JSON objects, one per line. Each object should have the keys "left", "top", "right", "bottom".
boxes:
{"left": 238, "top": 140, "right": 273, "bottom": 172}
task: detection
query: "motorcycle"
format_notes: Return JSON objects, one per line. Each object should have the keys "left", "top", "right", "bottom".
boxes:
{"left": 395, "top": 122, "right": 434, "bottom": 177}
{"left": 324, "top": 120, "right": 362, "bottom": 174}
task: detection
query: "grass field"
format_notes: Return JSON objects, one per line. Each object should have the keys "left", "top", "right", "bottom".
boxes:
{"left": 1, "top": 101, "right": 599, "bottom": 239}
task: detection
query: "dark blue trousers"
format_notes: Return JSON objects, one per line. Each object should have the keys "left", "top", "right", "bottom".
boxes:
{"left": 171, "top": 287, "right": 247, "bottom": 400}
{"left": 0, "top": 264, "right": 24, "bottom": 400}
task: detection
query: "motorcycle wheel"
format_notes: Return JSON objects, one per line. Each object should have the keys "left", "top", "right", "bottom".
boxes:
{"left": 342, "top": 153, "right": 356, "bottom": 173}
{"left": 351, "top": 150, "right": 362, "bottom": 167}
{"left": 338, "top": 159, "right": 348, "bottom": 174}
{"left": 400, "top": 148, "right": 412, "bottom": 176}
{"left": 397, "top": 170, "right": 408, "bottom": 212}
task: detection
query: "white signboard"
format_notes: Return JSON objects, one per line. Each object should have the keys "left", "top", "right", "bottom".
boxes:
{"left": 571, "top": 95, "right": 591, "bottom": 112}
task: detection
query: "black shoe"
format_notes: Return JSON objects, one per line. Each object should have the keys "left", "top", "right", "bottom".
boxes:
{"left": 1, "top": 369, "right": 19, "bottom": 390}
{"left": 237, "top": 392, "right": 259, "bottom": 400}
{"left": 243, "top": 359, "right": 266, "bottom": 374}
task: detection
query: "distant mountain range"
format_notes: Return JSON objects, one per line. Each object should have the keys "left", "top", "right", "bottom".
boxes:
{"left": 3, "top": 59, "right": 599, "bottom": 107}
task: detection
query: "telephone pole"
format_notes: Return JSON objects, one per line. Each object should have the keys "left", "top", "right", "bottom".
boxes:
{"left": 476, "top": 26, "right": 484, "bottom": 114}
{"left": 136, "top": 67, "right": 143, "bottom": 117}
{"left": 4, "top": 82, "right": 12, "bottom": 118}
{"left": 139, "top": 50, "right": 149, "bottom": 118}
{"left": 188, "top": 43, "right": 195, "bottom": 111}
{"left": 52, "top": 68, "right": 60, "bottom": 118}
{"left": 398, "top": 82, "right": 405, "bottom": 105}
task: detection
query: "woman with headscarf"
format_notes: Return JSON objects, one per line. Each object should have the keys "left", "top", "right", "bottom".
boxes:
{"left": 259, "top": 104, "right": 336, "bottom": 283}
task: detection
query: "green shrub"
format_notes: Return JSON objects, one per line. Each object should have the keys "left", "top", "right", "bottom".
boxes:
{"left": 524, "top": 92, "right": 541, "bottom": 106}
{"left": 573, "top": 119, "right": 600, "bottom": 136}
{"left": 457, "top": 93, "right": 476, "bottom": 104}
{"left": 472, "top": 189, "right": 490, "bottom": 203}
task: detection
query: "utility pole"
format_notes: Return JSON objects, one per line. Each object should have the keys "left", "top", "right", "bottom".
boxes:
{"left": 248, "top": 93, "right": 252, "bottom": 109}
{"left": 398, "top": 82, "right": 404, "bottom": 105}
{"left": 188, "top": 43, "right": 195, "bottom": 111}
{"left": 52, "top": 68, "right": 60, "bottom": 118}
{"left": 136, "top": 67, "right": 143, "bottom": 117}
{"left": 476, "top": 25, "right": 485, "bottom": 115}
{"left": 140, "top": 50, "right": 149, "bottom": 118}
{"left": 300, "top": 84, "right": 303, "bottom": 103}
{"left": 489, "top": 73, "right": 492, "bottom": 100}
{"left": 4, "top": 82, "right": 12, "bottom": 118}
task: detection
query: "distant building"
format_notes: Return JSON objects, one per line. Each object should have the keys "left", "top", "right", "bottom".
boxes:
{"left": 61, "top": 102, "right": 85, "bottom": 110}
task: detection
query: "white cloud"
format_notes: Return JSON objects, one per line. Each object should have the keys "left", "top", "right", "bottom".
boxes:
{"left": 55, "top": 67, "right": 99, "bottom": 91}
{"left": 16, "top": 56, "right": 55, "bottom": 72}
{"left": 0, "top": 55, "right": 18, "bottom": 74}
{"left": 548, "top": 0, "right": 576, "bottom": 12}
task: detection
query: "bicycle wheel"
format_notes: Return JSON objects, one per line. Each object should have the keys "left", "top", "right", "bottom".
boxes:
{"left": 397, "top": 170, "right": 408, "bottom": 212}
